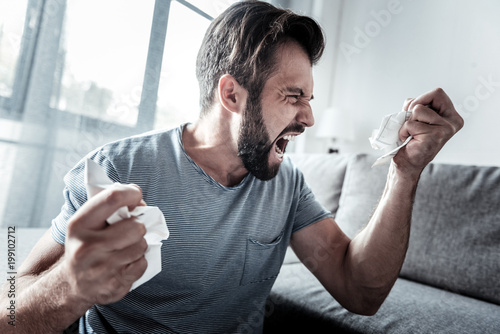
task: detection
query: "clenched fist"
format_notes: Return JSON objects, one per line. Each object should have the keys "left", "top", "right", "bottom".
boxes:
{"left": 63, "top": 183, "right": 148, "bottom": 305}
{"left": 395, "top": 88, "right": 464, "bottom": 177}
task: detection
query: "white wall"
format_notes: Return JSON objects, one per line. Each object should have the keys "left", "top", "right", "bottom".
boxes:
{"left": 299, "top": 0, "right": 500, "bottom": 167}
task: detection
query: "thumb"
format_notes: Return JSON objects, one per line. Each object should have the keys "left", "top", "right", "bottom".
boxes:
{"left": 70, "top": 183, "right": 144, "bottom": 231}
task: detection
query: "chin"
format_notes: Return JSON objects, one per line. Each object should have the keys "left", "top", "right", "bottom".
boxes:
{"left": 254, "top": 166, "right": 281, "bottom": 181}
{"left": 243, "top": 155, "right": 282, "bottom": 181}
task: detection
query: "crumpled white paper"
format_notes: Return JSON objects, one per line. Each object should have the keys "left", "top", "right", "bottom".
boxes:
{"left": 84, "top": 158, "right": 169, "bottom": 290}
{"left": 369, "top": 110, "right": 413, "bottom": 167}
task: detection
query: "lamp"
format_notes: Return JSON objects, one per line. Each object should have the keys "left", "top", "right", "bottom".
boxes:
{"left": 315, "top": 107, "right": 355, "bottom": 153}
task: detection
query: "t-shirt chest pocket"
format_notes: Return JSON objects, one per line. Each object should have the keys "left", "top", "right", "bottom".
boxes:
{"left": 240, "top": 229, "right": 287, "bottom": 286}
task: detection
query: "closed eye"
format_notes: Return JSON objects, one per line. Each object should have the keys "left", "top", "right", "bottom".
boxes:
{"left": 287, "top": 95, "right": 300, "bottom": 103}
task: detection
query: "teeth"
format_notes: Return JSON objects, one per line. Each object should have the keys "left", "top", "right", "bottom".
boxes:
{"left": 275, "top": 134, "right": 297, "bottom": 160}
{"left": 275, "top": 145, "right": 284, "bottom": 158}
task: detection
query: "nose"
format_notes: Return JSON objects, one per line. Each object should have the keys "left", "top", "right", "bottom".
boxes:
{"left": 295, "top": 104, "right": 315, "bottom": 128}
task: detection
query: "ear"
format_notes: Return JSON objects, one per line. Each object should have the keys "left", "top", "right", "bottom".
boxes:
{"left": 218, "top": 74, "right": 247, "bottom": 114}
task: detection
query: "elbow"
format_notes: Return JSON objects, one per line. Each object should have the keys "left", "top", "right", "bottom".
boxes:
{"left": 339, "top": 270, "right": 396, "bottom": 316}
{"left": 349, "top": 302, "right": 382, "bottom": 316}
{"left": 344, "top": 299, "right": 383, "bottom": 316}
{"left": 340, "top": 289, "right": 389, "bottom": 316}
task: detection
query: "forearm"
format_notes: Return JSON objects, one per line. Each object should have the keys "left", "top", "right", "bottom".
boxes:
{"left": 345, "top": 162, "right": 421, "bottom": 311}
{"left": 1, "top": 262, "right": 90, "bottom": 334}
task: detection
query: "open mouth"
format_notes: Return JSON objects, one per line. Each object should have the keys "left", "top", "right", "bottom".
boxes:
{"left": 274, "top": 134, "right": 297, "bottom": 160}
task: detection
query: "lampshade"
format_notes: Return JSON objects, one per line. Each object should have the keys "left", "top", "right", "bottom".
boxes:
{"left": 315, "top": 107, "right": 355, "bottom": 142}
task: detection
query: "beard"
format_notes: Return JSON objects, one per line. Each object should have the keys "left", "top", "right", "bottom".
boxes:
{"left": 237, "top": 99, "right": 278, "bottom": 181}
{"left": 237, "top": 96, "right": 304, "bottom": 181}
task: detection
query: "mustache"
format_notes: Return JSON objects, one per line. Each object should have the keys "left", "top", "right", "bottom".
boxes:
{"left": 276, "top": 123, "right": 306, "bottom": 139}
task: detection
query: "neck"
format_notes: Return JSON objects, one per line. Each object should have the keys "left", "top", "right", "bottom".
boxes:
{"left": 182, "top": 114, "right": 249, "bottom": 187}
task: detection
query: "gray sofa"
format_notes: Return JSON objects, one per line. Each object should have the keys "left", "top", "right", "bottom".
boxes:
{"left": 264, "top": 153, "right": 500, "bottom": 334}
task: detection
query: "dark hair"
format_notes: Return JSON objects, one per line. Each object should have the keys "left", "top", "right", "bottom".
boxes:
{"left": 195, "top": 0, "right": 325, "bottom": 115}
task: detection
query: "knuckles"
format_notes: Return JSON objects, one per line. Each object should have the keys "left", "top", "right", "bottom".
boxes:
{"left": 411, "top": 104, "right": 427, "bottom": 114}
{"left": 455, "top": 113, "right": 465, "bottom": 131}
{"left": 71, "top": 241, "right": 98, "bottom": 263}
{"left": 137, "top": 221, "right": 147, "bottom": 236}
{"left": 440, "top": 124, "right": 454, "bottom": 139}
{"left": 114, "top": 219, "right": 147, "bottom": 244}
{"left": 123, "top": 256, "right": 148, "bottom": 280}
{"left": 135, "top": 257, "right": 148, "bottom": 278}
{"left": 432, "top": 87, "right": 445, "bottom": 96}
{"left": 93, "top": 277, "right": 130, "bottom": 305}
{"left": 140, "top": 238, "right": 148, "bottom": 253}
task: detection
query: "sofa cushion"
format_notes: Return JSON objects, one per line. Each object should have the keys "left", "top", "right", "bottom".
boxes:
{"left": 288, "top": 153, "right": 349, "bottom": 217}
{"left": 335, "top": 154, "right": 500, "bottom": 305}
{"left": 266, "top": 257, "right": 500, "bottom": 333}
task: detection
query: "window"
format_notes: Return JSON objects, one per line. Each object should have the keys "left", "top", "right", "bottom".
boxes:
{"left": 50, "top": 0, "right": 155, "bottom": 127}
{"left": 155, "top": 0, "right": 211, "bottom": 129}
{"left": 0, "top": 0, "right": 28, "bottom": 99}
{"left": 0, "top": 0, "right": 240, "bottom": 227}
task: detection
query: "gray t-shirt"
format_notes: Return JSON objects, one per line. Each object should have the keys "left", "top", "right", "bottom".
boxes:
{"left": 51, "top": 124, "right": 332, "bottom": 334}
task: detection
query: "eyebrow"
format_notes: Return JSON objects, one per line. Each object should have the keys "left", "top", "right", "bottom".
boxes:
{"left": 285, "top": 87, "right": 314, "bottom": 100}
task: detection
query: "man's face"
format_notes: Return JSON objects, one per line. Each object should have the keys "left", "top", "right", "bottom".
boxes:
{"left": 238, "top": 41, "right": 315, "bottom": 181}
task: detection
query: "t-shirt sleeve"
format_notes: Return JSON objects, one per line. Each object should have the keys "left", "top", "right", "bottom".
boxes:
{"left": 51, "top": 151, "right": 120, "bottom": 245}
{"left": 291, "top": 171, "right": 333, "bottom": 234}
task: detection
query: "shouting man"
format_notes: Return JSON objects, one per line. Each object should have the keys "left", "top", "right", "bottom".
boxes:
{"left": 1, "top": 1, "right": 463, "bottom": 333}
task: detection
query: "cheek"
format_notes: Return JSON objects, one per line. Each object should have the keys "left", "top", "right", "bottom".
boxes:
{"left": 264, "top": 107, "right": 296, "bottom": 137}
{"left": 267, "top": 118, "right": 290, "bottom": 140}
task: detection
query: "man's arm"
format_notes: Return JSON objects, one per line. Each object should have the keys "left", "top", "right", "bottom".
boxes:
{"left": 0, "top": 183, "right": 148, "bottom": 334}
{"left": 290, "top": 88, "right": 464, "bottom": 315}
{"left": 290, "top": 166, "right": 417, "bottom": 315}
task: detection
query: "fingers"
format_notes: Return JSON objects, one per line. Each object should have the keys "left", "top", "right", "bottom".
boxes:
{"left": 408, "top": 88, "right": 452, "bottom": 114}
{"left": 86, "top": 255, "right": 148, "bottom": 305}
{"left": 400, "top": 103, "right": 456, "bottom": 141}
{"left": 98, "top": 218, "right": 147, "bottom": 251}
{"left": 69, "top": 183, "right": 144, "bottom": 232}
{"left": 410, "top": 105, "right": 440, "bottom": 124}
{"left": 93, "top": 255, "right": 148, "bottom": 304}
{"left": 394, "top": 88, "right": 464, "bottom": 173}
{"left": 62, "top": 181, "right": 150, "bottom": 305}
{"left": 399, "top": 119, "right": 437, "bottom": 143}
{"left": 121, "top": 254, "right": 148, "bottom": 281}
{"left": 402, "top": 98, "right": 414, "bottom": 112}
{"left": 407, "top": 88, "right": 464, "bottom": 131}
{"left": 127, "top": 184, "right": 146, "bottom": 210}
{"left": 64, "top": 224, "right": 148, "bottom": 305}
{"left": 399, "top": 105, "right": 438, "bottom": 139}
{"left": 112, "top": 238, "right": 149, "bottom": 266}
{"left": 68, "top": 216, "right": 147, "bottom": 271}
{"left": 402, "top": 88, "right": 464, "bottom": 141}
